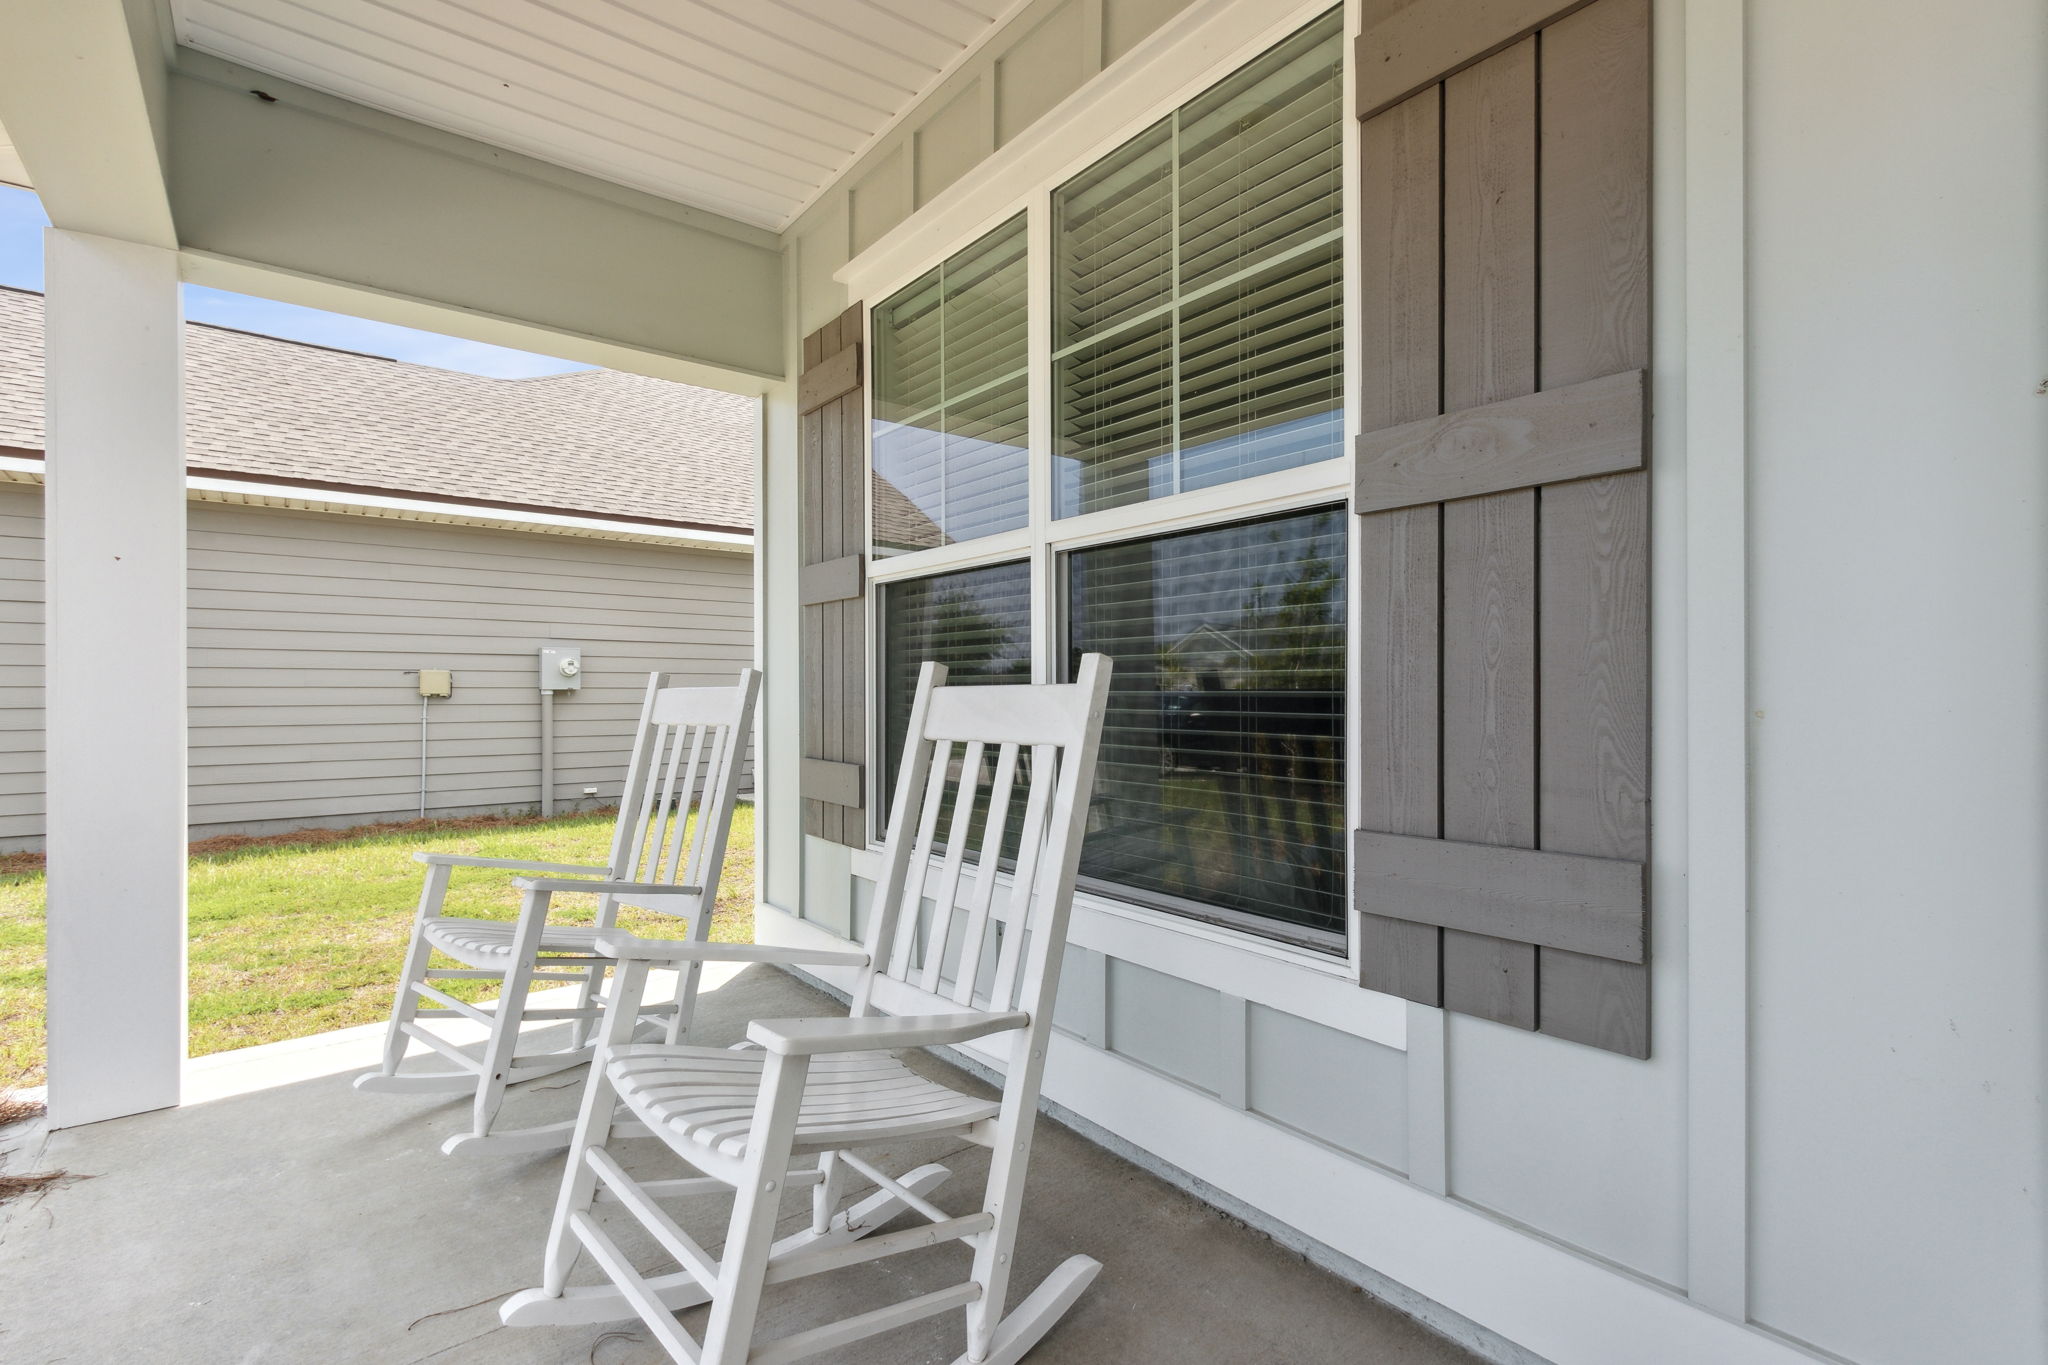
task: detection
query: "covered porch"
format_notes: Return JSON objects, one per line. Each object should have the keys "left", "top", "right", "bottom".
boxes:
{"left": 2, "top": 2, "right": 2044, "bottom": 1365}
{"left": 0, "top": 963, "right": 1477, "bottom": 1364}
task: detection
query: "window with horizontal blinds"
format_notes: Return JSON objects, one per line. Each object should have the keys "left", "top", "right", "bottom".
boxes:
{"left": 873, "top": 216, "right": 1029, "bottom": 556}
{"left": 1054, "top": 10, "right": 1343, "bottom": 520}
{"left": 1065, "top": 507, "right": 1347, "bottom": 946}
{"left": 880, "top": 560, "right": 1034, "bottom": 810}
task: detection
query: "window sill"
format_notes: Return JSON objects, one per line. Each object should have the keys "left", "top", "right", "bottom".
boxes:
{"left": 847, "top": 844, "right": 1405, "bottom": 1052}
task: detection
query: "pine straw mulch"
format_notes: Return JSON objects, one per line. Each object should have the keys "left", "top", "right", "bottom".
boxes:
{"left": 0, "top": 807, "right": 621, "bottom": 877}
{"left": 0, "top": 1091, "right": 77, "bottom": 1208}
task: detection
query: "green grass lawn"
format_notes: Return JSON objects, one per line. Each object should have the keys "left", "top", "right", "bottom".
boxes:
{"left": 0, "top": 806, "right": 754, "bottom": 1091}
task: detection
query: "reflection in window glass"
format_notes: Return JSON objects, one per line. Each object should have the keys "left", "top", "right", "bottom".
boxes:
{"left": 1065, "top": 507, "right": 1347, "bottom": 945}
{"left": 872, "top": 216, "right": 1029, "bottom": 556}
{"left": 881, "top": 561, "right": 1034, "bottom": 803}
{"left": 1053, "top": 10, "right": 1343, "bottom": 519}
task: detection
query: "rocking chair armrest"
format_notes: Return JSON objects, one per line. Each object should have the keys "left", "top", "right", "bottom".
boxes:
{"left": 413, "top": 853, "right": 613, "bottom": 875}
{"left": 748, "top": 1010, "right": 1030, "bottom": 1057}
{"left": 594, "top": 932, "right": 870, "bottom": 969}
{"left": 509, "top": 877, "right": 706, "bottom": 897}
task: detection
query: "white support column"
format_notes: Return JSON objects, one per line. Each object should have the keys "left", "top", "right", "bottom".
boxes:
{"left": 42, "top": 229, "right": 187, "bottom": 1127}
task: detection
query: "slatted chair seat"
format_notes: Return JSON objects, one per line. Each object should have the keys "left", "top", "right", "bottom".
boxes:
{"left": 607, "top": 1044, "right": 1000, "bottom": 1161}
{"left": 421, "top": 918, "right": 615, "bottom": 967}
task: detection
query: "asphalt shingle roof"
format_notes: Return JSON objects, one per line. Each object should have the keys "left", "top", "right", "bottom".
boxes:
{"left": 0, "top": 285, "right": 755, "bottom": 531}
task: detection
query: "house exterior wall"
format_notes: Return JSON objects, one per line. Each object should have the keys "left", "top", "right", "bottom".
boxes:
{"left": 756, "top": 3, "right": 2048, "bottom": 1365}
{"left": 0, "top": 483, "right": 753, "bottom": 848}
{"left": 1745, "top": 2, "right": 2048, "bottom": 1360}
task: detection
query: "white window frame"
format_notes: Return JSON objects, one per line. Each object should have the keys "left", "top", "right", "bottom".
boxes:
{"left": 847, "top": 0, "right": 1366, "bottom": 987}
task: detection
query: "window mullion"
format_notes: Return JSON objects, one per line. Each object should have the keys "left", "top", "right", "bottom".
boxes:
{"left": 1168, "top": 105, "right": 1184, "bottom": 500}
{"left": 1028, "top": 190, "right": 1057, "bottom": 686}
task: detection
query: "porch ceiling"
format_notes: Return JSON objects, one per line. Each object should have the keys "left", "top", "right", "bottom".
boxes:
{"left": 167, "top": 0, "right": 1021, "bottom": 230}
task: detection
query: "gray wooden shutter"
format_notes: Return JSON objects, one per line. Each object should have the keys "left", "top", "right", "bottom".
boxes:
{"left": 1353, "top": 0, "right": 1651, "bottom": 1057}
{"left": 799, "top": 303, "right": 869, "bottom": 848}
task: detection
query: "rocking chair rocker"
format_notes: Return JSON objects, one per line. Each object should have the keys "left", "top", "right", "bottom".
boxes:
{"left": 500, "top": 654, "right": 1114, "bottom": 1364}
{"left": 355, "top": 668, "right": 759, "bottom": 1158}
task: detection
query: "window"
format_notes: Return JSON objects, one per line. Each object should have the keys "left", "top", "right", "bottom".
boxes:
{"left": 872, "top": 216, "right": 1029, "bottom": 556}
{"left": 880, "top": 561, "right": 1033, "bottom": 795}
{"left": 869, "top": 10, "right": 1349, "bottom": 953}
{"left": 1053, "top": 11, "right": 1343, "bottom": 519}
{"left": 1065, "top": 508, "right": 1348, "bottom": 947}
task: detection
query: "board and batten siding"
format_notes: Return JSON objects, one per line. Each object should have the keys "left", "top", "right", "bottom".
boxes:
{"left": 0, "top": 484, "right": 752, "bottom": 849}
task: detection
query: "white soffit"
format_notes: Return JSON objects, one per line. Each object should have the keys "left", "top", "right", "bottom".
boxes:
{"left": 169, "top": 0, "right": 1016, "bottom": 230}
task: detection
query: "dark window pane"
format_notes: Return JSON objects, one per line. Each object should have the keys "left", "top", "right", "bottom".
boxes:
{"left": 1065, "top": 508, "right": 1347, "bottom": 945}
{"left": 882, "top": 561, "right": 1034, "bottom": 805}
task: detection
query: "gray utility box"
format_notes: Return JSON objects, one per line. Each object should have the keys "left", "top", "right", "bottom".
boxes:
{"left": 538, "top": 644, "right": 583, "bottom": 692}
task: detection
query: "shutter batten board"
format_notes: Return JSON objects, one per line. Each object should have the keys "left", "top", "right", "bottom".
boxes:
{"left": 797, "top": 344, "right": 860, "bottom": 414}
{"left": 800, "top": 554, "right": 864, "bottom": 607}
{"left": 1354, "top": 832, "right": 1645, "bottom": 962}
{"left": 1356, "top": 0, "right": 1601, "bottom": 121}
{"left": 1352, "top": 0, "right": 1651, "bottom": 1056}
{"left": 801, "top": 759, "right": 864, "bottom": 810}
{"left": 1355, "top": 81, "right": 1445, "bottom": 1005}
{"left": 1354, "top": 368, "right": 1647, "bottom": 513}
{"left": 800, "top": 303, "right": 869, "bottom": 845}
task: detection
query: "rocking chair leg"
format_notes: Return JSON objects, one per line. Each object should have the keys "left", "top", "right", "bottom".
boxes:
{"left": 953, "top": 1256, "right": 1101, "bottom": 1365}
{"left": 544, "top": 958, "right": 645, "bottom": 1294}
{"left": 698, "top": 1051, "right": 810, "bottom": 1365}
{"left": 568, "top": 961, "right": 607, "bottom": 1050}
{"left": 812, "top": 1152, "right": 845, "bottom": 1235}
{"left": 369, "top": 862, "right": 451, "bottom": 1080}
{"left": 460, "top": 897, "right": 550, "bottom": 1145}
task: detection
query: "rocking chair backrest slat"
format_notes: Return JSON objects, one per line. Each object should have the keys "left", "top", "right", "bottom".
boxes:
{"left": 886, "top": 742, "right": 954, "bottom": 982}
{"left": 987, "top": 742, "right": 1056, "bottom": 1015}
{"left": 856, "top": 657, "right": 1113, "bottom": 1040}
{"left": 946, "top": 740, "right": 1019, "bottom": 1006}
{"left": 920, "top": 739, "right": 985, "bottom": 995}
{"left": 604, "top": 670, "right": 760, "bottom": 917}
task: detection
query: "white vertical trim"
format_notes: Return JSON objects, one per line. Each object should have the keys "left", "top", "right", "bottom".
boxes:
{"left": 1339, "top": 0, "right": 1368, "bottom": 988}
{"left": 1064, "top": 945, "right": 1109, "bottom": 1048}
{"left": 42, "top": 230, "right": 186, "bottom": 1127}
{"left": 1680, "top": 0, "right": 1750, "bottom": 1321}
{"left": 1218, "top": 992, "right": 1249, "bottom": 1109}
{"left": 1079, "top": 0, "right": 1107, "bottom": 78}
{"left": 1402, "top": 1002, "right": 1448, "bottom": 1192}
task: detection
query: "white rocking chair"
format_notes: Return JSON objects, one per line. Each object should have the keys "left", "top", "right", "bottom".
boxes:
{"left": 355, "top": 668, "right": 760, "bottom": 1158}
{"left": 500, "top": 654, "right": 1114, "bottom": 1365}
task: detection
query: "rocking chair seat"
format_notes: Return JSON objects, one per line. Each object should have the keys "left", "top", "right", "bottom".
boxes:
{"left": 607, "top": 1042, "right": 1000, "bottom": 1161}
{"left": 423, "top": 917, "right": 611, "bottom": 967}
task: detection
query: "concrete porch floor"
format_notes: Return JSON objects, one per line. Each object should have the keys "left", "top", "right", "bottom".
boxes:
{"left": 0, "top": 965, "right": 1482, "bottom": 1364}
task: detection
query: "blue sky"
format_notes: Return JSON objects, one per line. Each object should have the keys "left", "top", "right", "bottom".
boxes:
{"left": 0, "top": 183, "right": 591, "bottom": 378}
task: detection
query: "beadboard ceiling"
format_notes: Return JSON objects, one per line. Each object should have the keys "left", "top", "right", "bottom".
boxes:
{"left": 169, "top": 0, "right": 1020, "bottom": 230}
